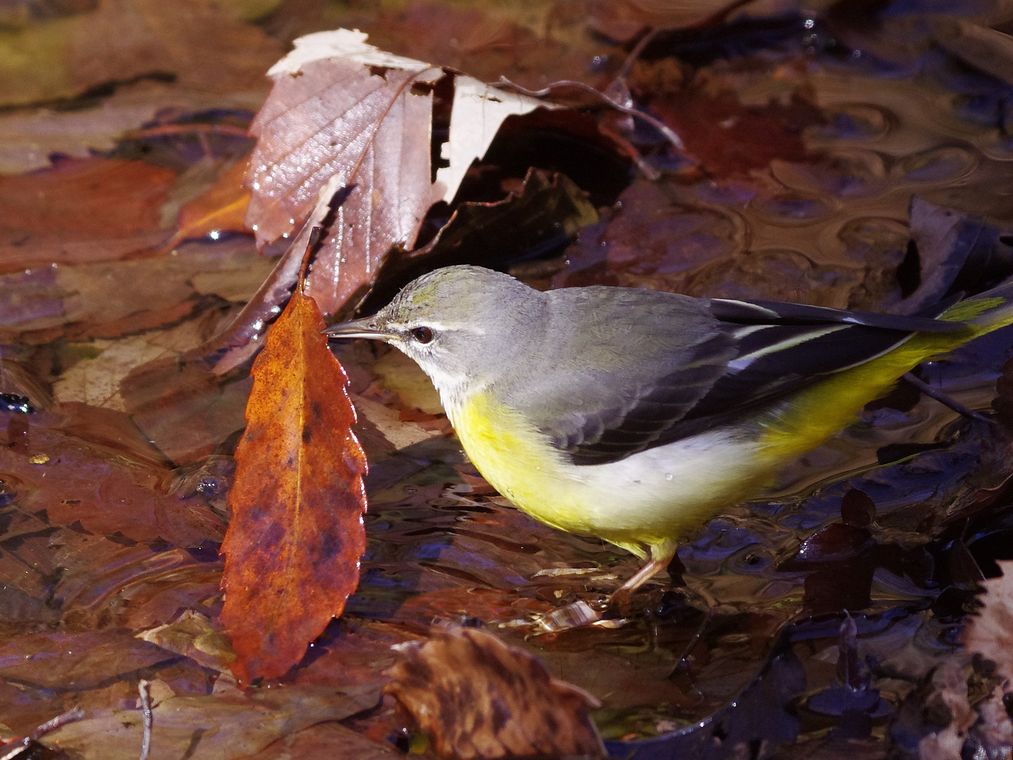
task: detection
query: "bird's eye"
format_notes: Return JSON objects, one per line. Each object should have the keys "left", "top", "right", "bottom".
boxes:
{"left": 409, "top": 326, "right": 434, "bottom": 344}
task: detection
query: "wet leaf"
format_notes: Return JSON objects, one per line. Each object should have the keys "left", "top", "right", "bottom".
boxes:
{"left": 963, "top": 560, "right": 1013, "bottom": 685}
{"left": 245, "top": 30, "right": 440, "bottom": 316}
{"left": 0, "top": 409, "right": 225, "bottom": 546}
{"left": 0, "top": 87, "right": 162, "bottom": 174}
{"left": 43, "top": 684, "right": 381, "bottom": 760}
{"left": 138, "top": 610, "right": 237, "bottom": 673}
{"left": 647, "top": 89, "right": 824, "bottom": 178}
{"left": 169, "top": 159, "right": 252, "bottom": 249}
{"left": 238, "top": 721, "right": 398, "bottom": 759}
{"left": 931, "top": 16, "right": 1013, "bottom": 86}
{"left": 588, "top": 0, "right": 762, "bottom": 43}
{"left": 0, "top": 630, "right": 176, "bottom": 691}
{"left": 385, "top": 626, "right": 605, "bottom": 759}
{"left": 219, "top": 283, "right": 367, "bottom": 683}
{"left": 0, "top": 0, "right": 280, "bottom": 108}
{"left": 0, "top": 158, "right": 175, "bottom": 272}
{"left": 604, "top": 641, "right": 806, "bottom": 758}
{"left": 246, "top": 28, "right": 547, "bottom": 315}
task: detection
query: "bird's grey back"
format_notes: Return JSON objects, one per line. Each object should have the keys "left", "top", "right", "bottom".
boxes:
{"left": 496, "top": 285, "right": 734, "bottom": 458}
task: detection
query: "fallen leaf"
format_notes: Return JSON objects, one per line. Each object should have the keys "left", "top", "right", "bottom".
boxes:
{"left": 43, "top": 684, "right": 381, "bottom": 760}
{"left": 0, "top": 0, "right": 280, "bottom": 108}
{"left": 385, "top": 626, "right": 605, "bottom": 759}
{"left": 931, "top": 16, "right": 1013, "bottom": 86}
{"left": 51, "top": 537, "right": 223, "bottom": 631}
{"left": 963, "top": 559, "right": 1013, "bottom": 685}
{"left": 0, "top": 157, "right": 175, "bottom": 272}
{"left": 246, "top": 28, "right": 547, "bottom": 315}
{"left": 647, "top": 89, "right": 824, "bottom": 178}
{"left": 138, "top": 610, "right": 236, "bottom": 673}
{"left": 169, "top": 159, "right": 252, "bottom": 250}
{"left": 246, "top": 30, "right": 441, "bottom": 316}
{"left": 0, "top": 87, "right": 162, "bottom": 174}
{"left": 219, "top": 281, "right": 368, "bottom": 683}
{"left": 0, "top": 410, "right": 225, "bottom": 546}
{"left": 303, "top": 1, "right": 620, "bottom": 89}
{"left": 0, "top": 630, "right": 176, "bottom": 691}
{"left": 587, "top": 0, "right": 759, "bottom": 43}
{"left": 237, "top": 721, "right": 399, "bottom": 759}
{"left": 120, "top": 357, "right": 253, "bottom": 465}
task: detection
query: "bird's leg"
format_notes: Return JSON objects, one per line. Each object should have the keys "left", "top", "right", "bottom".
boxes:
{"left": 609, "top": 540, "right": 678, "bottom": 612}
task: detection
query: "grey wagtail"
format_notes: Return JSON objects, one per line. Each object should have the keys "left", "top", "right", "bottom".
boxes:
{"left": 325, "top": 265, "right": 1013, "bottom": 603}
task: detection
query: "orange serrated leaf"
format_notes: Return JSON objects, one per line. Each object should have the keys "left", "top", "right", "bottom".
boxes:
{"left": 220, "top": 285, "right": 367, "bottom": 684}
{"left": 168, "top": 159, "right": 251, "bottom": 249}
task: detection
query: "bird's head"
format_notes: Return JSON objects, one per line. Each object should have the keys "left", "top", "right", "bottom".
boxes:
{"left": 325, "top": 266, "right": 544, "bottom": 402}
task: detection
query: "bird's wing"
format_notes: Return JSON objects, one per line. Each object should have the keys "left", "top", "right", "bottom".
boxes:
{"left": 511, "top": 288, "right": 964, "bottom": 466}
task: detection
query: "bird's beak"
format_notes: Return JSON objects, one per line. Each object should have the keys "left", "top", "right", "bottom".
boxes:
{"left": 323, "top": 317, "right": 389, "bottom": 341}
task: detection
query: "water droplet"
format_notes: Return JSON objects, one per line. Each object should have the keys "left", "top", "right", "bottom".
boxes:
{"left": 665, "top": 473, "right": 674, "bottom": 481}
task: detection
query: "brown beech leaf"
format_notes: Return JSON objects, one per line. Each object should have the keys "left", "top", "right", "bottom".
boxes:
{"left": 219, "top": 279, "right": 367, "bottom": 683}
{"left": 963, "top": 559, "right": 1013, "bottom": 685}
{"left": 246, "top": 30, "right": 441, "bottom": 316}
{"left": 246, "top": 29, "right": 546, "bottom": 315}
{"left": 385, "top": 626, "right": 605, "bottom": 759}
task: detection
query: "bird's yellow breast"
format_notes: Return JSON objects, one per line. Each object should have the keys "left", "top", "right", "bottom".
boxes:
{"left": 447, "top": 390, "right": 769, "bottom": 555}
{"left": 449, "top": 391, "right": 589, "bottom": 535}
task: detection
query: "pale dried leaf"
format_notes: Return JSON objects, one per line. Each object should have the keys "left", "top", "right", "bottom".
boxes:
{"left": 246, "top": 31, "right": 440, "bottom": 315}
{"left": 963, "top": 559, "right": 1013, "bottom": 685}
{"left": 435, "top": 75, "right": 547, "bottom": 203}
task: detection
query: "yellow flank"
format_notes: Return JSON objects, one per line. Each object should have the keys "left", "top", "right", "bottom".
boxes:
{"left": 451, "top": 392, "right": 590, "bottom": 536}
{"left": 758, "top": 296, "right": 1008, "bottom": 461}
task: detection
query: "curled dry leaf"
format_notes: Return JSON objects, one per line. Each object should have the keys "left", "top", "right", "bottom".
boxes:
{"left": 246, "top": 28, "right": 547, "bottom": 315}
{"left": 385, "top": 626, "right": 605, "bottom": 760}
{"left": 962, "top": 559, "right": 1013, "bottom": 685}
{"left": 219, "top": 282, "right": 367, "bottom": 683}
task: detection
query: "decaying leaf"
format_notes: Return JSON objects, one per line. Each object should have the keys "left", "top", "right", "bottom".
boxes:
{"left": 0, "top": 0, "right": 280, "bottom": 108}
{"left": 219, "top": 279, "right": 367, "bottom": 683}
{"left": 385, "top": 626, "right": 605, "bottom": 759}
{"left": 169, "top": 159, "right": 252, "bottom": 249}
{"left": 0, "top": 158, "right": 175, "bottom": 271}
{"left": 0, "top": 630, "right": 176, "bottom": 691}
{"left": 43, "top": 684, "right": 381, "bottom": 760}
{"left": 0, "top": 410, "right": 225, "bottom": 546}
{"left": 246, "top": 28, "right": 547, "bottom": 315}
{"left": 138, "top": 610, "right": 237, "bottom": 673}
{"left": 963, "top": 559, "right": 1013, "bottom": 685}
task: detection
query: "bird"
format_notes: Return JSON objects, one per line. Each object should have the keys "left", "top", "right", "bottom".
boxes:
{"left": 325, "top": 265, "right": 1013, "bottom": 605}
